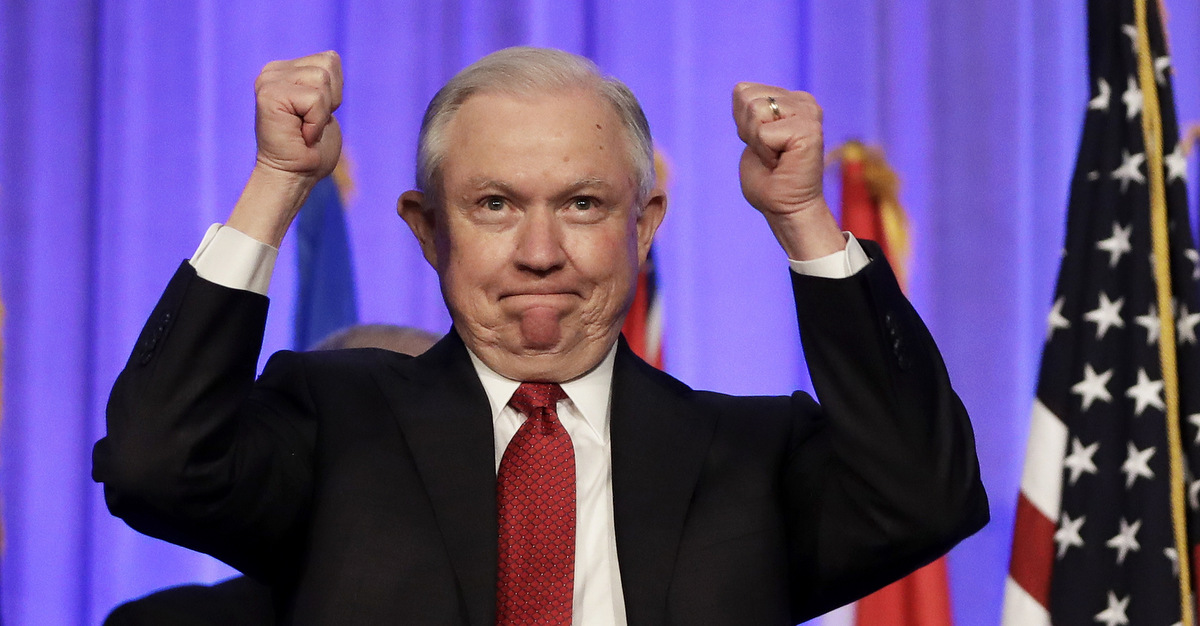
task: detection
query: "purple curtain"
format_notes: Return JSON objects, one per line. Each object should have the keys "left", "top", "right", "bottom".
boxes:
{"left": 3, "top": 1, "right": 1200, "bottom": 623}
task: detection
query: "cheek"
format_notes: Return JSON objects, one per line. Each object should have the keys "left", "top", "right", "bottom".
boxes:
{"left": 437, "top": 231, "right": 500, "bottom": 309}
{"left": 572, "top": 228, "right": 640, "bottom": 299}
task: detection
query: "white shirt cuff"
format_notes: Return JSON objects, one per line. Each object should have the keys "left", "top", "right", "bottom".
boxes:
{"left": 787, "top": 232, "right": 870, "bottom": 279}
{"left": 188, "top": 224, "right": 278, "bottom": 295}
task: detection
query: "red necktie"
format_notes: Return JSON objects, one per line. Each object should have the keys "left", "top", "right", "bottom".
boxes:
{"left": 496, "top": 382, "right": 575, "bottom": 625}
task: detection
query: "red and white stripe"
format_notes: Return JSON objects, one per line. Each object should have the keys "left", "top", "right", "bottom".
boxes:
{"left": 1002, "top": 399, "right": 1068, "bottom": 626}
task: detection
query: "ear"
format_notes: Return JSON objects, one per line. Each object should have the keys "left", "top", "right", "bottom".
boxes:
{"left": 398, "top": 190, "right": 439, "bottom": 268}
{"left": 635, "top": 189, "right": 667, "bottom": 263}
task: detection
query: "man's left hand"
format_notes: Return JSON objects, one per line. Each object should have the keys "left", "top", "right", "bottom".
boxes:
{"left": 732, "top": 83, "right": 844, "bottom": 260}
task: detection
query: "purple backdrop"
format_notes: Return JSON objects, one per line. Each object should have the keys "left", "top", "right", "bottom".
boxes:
{"left": 3, "top": 1, "right": 1200, "bottom": 624}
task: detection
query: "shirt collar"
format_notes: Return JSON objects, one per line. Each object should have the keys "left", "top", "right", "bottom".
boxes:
{"left": 467, "top": 343, "right": 617, "bottom": 442}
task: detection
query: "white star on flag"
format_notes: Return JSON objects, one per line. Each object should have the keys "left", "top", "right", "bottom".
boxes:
{"left": 1165, "top": 142, "right": 1187, "bottom": 183}
{"left": 1176, "top": 304, "right": 1200, "bottom": 344}
{"left": 1089, "top": 77, "right": 1111, "bottom": 112}
{"left": 1094, "top": 590, "right": 1130, "bottom": 626}
{"left": 1121, "top": 442, "right": 1156, "bottom": 488}
{"left": 1072, "top": 364, "right": 1114, "bottom": 410}
{"left": 1189, "top": 413, "right": 1200, "bottom": 444}
{"left": 1122, "top": 75, "right": 1143, "bottom": 120}
{"left": 1124, "top": 368, "right": 1164, "bottom": 416}
{"left": 1064, "top": 437, "right": 1099, "bottom": 485}
{"left": 1121, "top": 23, "right": 1138, "bottom": 55}
{"left": 1104, "top": 518, "right": 1142, "bottom": 564}
{"left": 1110, "top": 150, "right": 1146, "bottom": 193}
{"left": 1155, "top": 55, "right": 1171, "bottom": 85}
{"left": 1134, "top": 303, "right": 1161, "bottom": 346}
{"left": 1096, "top": 222, "right": 1133, "bottom": 267}
{"left": 1186, "top": 248, "right": 1200, "bottom": 280}
{"left": 1190, "top": 478, "right": 1200, "bottom": 511}
{"left": 1084, "top": 292, "right": 1125, "bottom": 339}
{"left": 1047, "top": 297, "right": 1071, "bottom": 340}
{"left": 1164, "top": 547, "right": 1179, "bottom": 576}
{"left": 1055, "top": 512, "right": 1086, "bottom": 558}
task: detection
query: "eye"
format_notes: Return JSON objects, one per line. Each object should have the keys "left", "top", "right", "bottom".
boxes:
{"left": 484, "top": 196, "right": 506, "bottom": 211}
{"left": 571, "top": 197, "right": 596, "bottom": 211}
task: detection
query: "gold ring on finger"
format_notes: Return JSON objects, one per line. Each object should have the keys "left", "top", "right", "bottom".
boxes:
{"left": 767, "top": 96, "right": 782, "bottom": 120}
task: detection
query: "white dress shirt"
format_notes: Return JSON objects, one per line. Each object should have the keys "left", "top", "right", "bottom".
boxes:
{"left": 188, "top": 222, "right": 869, "bottom": 624}
{"left": 471, "top": 345, "right": 626, "bottom": 624}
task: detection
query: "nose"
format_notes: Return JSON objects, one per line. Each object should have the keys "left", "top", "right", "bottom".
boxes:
{"left": 514, "top": 209, "right": 567, "bottom": 274}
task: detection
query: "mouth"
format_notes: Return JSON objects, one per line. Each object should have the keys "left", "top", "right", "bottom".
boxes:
{"left": 500, "top": 283, "right": 582, "bottom": 297}
{"left": 500, "top": 292, "right": 579, "bottom": 304}
{"left": 499, "top": 288, "right": 584, "bottom": 314}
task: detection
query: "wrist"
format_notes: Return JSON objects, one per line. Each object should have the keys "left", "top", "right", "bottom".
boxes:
{"left": 762, "top": 199, "right": 846, "bottom": 261}
{"left": 226, "top": 165, "right": 318, "bottom": 248}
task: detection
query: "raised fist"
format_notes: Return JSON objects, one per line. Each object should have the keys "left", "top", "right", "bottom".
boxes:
{"left": 732, "top": 82, "right": 825, "bottom": 218}
{"left": 226, "top": 51, "right": 344, "bottom": 246}
{"left": 253, "top": 50, "right": 343, "bottom": 183}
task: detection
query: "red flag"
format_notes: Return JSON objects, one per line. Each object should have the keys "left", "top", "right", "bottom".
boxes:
{"left": 855, "top": 559, "right": 953, "bottom": 626}
{"left": 836, "top": 140, "right": 910, "bottom": 289}
{"left": 835, "top": 140, "right": 952, "bottom": 626}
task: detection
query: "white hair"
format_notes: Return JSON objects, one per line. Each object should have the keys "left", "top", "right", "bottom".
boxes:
{"left": 415, "top": 47, "right": 655, "bottom": 210}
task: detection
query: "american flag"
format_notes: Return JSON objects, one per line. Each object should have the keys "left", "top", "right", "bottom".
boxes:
{"left": 621, "top": 248, "right": 663, "bottom": 369}
{"left": 1003, "top": 1, "right": 1200, "bottom": 625}
{"left": 621, "top": 149, "right": 670, "bottom": 369}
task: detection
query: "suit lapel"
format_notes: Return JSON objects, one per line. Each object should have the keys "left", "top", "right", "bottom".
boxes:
{"left": 373, "top": 334, "right": 713, "bottom": 625}
{"left": 609, "top": 340, "right": 716, "bottom": 624}
{"left": 376, "top": 331, "right": 497, "bottom": 626}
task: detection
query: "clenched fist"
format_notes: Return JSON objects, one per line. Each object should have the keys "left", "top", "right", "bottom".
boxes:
{"left": 732, "top": 82, "right": 843, "bottom": 260}
{"left": 255, "top": 51, "right": 343, "bottom": 180}
{"left": 227, "top": 51, "right": 343, "bottom": 247}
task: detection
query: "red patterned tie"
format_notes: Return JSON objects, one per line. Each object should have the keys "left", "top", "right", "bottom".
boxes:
{"left": 496, "top": 382, "right": 575, "bottom": 625}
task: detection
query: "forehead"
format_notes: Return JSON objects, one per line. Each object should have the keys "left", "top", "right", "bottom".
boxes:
{"left": 439, "top": 89, "right": 637, "bottom": 192}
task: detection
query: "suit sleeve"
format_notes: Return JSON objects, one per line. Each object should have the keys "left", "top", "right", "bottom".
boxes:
{"left": 92, "top": 262, "right": 317, "bottom": 581}
{"left": 782, "top": 240, "right": 989, "bottom": 620}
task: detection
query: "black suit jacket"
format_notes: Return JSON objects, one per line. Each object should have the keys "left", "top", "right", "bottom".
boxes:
{"left": 103, "top": 576, "right": 274, "bottom": 626}
{"left": 94, "top": 243, "right": 987, "bottom": 625}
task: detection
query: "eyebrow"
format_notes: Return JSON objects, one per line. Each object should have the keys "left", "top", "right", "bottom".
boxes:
{"left": 560, "top": 177, "right": 611, "bottom": 195}
{"left": 464, "top": 177, "right": 613, "bottom": 199}
{"left": 465, "top": 178, "right": 518, "bottom": 196}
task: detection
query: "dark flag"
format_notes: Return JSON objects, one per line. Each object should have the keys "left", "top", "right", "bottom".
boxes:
{"left": 293, "top": 164, "right": 358, "bottom": 350}
{"left": 1004, "top": 1, "right": 1200, "bottom": 624}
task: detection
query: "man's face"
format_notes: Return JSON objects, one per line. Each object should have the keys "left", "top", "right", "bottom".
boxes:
{"left": 400, "top": 89, "right": 665, "bottom": 382}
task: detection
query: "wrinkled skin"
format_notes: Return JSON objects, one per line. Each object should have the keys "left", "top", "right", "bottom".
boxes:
{"left": 400, "top": 89, "right": 666, "bottom": 382}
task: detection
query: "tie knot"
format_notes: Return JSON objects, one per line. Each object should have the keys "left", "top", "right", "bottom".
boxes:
{"left": 509, "top": 382, "right": 567, "bottom": 417}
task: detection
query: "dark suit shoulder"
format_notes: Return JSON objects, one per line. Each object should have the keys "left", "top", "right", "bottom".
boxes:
{"left": 103, "top": 576, "right": 273, "bottom": 626}
{"left": 293, "top": 346, "right": 417, "bottom": 380}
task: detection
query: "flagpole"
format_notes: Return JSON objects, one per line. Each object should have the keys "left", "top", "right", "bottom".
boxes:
{"left": 1134, "top": 1, "right": 1193, "bottom": 623}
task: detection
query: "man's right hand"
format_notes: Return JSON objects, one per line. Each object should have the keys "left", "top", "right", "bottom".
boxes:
{"left": 227, "top": 51, "right": 343, "bottom": 247}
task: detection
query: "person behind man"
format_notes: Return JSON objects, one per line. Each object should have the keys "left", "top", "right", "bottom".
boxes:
{"left": 94, "top": 47, "right": 987, "bottom": 624}
{"left": 310, "top": 322, "right": 440, "bottom": 354}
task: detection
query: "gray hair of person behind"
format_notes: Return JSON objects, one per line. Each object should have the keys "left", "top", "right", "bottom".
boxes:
{"left": 415, "top": 46, "right": 655, "bottom": 211}
{"left": 311, "top": 323, "right": 440, "bottom": 357}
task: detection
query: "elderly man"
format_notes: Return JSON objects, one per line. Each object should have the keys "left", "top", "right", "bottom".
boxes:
{"left": 95, "top": 48, "right": 987, "bottom": 625}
